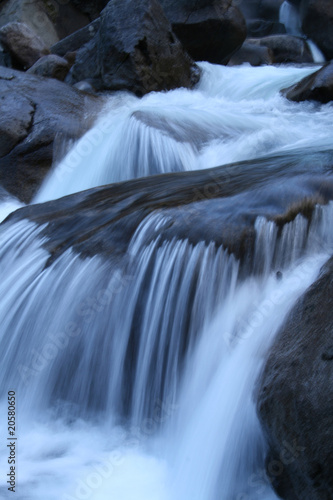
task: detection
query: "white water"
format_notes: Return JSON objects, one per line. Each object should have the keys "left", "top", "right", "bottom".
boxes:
{"left": 1, "top": 61, "right": 333, "bottom": 500}
{"left": 1, "top": 201, "right": 333, "bottom": 500}
{"left": 34, "top": 63, "right": 332, "bottom": 203}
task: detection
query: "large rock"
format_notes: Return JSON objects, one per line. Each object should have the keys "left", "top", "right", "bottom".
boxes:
{"left": 68, "top": 0, "right": 200, "bottom": 95}
{"left": 159, "top": 0, "right": 246, "bottom": 64}
{"left": 0, "top": 22, "right": 49, "bottom": 69}
{"left": 6, "top": 149, "right": 333, "bottom": 262}
{"left": 0, "top": 0, "right": 90, "bottom": 47}
{"left": 27, "top": 54, "right": 70, "bottom": 81}
{"left": 301, "top": 0, "right": 333, "bottom": 60}
{"left": 0, "top": 66, "right": 102, "bottom": 203}
{"left": 247, "top": 35, "right": 313, "bottom": 63}
{"left": 281, "top": 62, "right": 333, "bottom": 103}
{"left": 0, "top": 0, "right": 59, "bottom": 47}
{"left": 257, "top": 255, "right": 333, "bottom": 499}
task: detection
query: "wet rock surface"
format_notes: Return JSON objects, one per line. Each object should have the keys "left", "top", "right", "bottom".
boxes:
{"left": 5, "top": 150, "right": 333, "bottom": 266}
{"left": 257, "top": 254, "right": 333, "bottom": 499}
{"left": 282, "top": 62, "right": 333, "bottom": 103}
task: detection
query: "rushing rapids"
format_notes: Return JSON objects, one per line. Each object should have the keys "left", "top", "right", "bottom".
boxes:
{"left": 0, "top": 62, "right": 333, "bottom": 500}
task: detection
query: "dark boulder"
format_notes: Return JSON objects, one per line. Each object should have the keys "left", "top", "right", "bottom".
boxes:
{"left": 0, "top": 21, "right": 49, "bottom": 69}
{"left": 159, "top": 0, "right": 246, "bottom": 64}
{"left": 27, "top": 54, "right": 70, "bottom": 81}
{"left": 257, "top": 255, "right": 333, "bottom": 499}
{"left": 0, "top": 66, "right": 102, "bottom": 203}
{"left": 68, "top": 0, "right": 200, "bottom": 95}
{"left": 281, "top": 62, "right": 333, "bottom": 103}
{"left": 247, "top": 35, "right": 313, "bottom": 63}
{"left": 0, "top": 0, "right": 59, "bottom": 47}
{"left": 301, "top": 0, "right": 333, "bottom": 60}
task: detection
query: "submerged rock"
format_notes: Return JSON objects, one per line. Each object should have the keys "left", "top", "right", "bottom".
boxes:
{"left": 159, "top": 0, "right": 246, "bottom": 64}
{"left": 281, "top": 62, "right": 333, "bottom": 103}
{"left": 257, "top": 255, "right": 333, "bottom": 499}
{"left": 68, "top": 0, "right": 200, "bottom": 95}
{"left": 5, "top": 150, "right": 333, "bottom": 265}
{"left": 0, "top": 66, "right": 102, "bottom": 203}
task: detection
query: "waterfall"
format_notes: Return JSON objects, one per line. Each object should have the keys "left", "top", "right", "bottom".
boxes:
{"left": 1, "top": 61, "right": 333, "bottom": 500}
{"left": 279, "top": 1, "right": 325, "bottom": 63}
{"left": 279, "top": 1, "right": 302, "bottom": 35}
{"left": 1, "top": 199, "right": 333, "bottom": 499}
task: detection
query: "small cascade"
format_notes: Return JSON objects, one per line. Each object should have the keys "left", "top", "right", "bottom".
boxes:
{"left": 33, "top": 63, "right": 329, "bottom": 204}
{"left": 280, "top": 1, "right": 302, "bottom": 35}
{"left": 280, "top": 1, "right": 326, "bottom": 63}
{"left": 0, "top": 200, "right": 333, "bottom": 499}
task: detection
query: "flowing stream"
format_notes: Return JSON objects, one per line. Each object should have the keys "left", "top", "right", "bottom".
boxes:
{"left": 0, "top": 62, "right": 333, "bottom": 500}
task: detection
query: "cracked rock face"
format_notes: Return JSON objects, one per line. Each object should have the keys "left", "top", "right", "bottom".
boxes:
{"left": 0, "top": 66, "right": 102, "bottom": 203}
{"left": 0, "top": 93, "right": 34, "bottom": 157}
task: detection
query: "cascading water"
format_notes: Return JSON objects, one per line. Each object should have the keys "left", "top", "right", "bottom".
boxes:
{"left": 1, "top": 62, "right": 333, "bottom": 500}
{"left": 279, "top": 1, "right": 325, "bottom": 63}
{"left": 33, "top": 63, "right": 331, "bottom": 204}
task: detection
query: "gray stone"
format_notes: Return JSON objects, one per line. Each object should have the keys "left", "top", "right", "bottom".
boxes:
{"left": 27, "top": 54, "right": 70, "bottom": 81}
{"left": 0, "top": 0, "right": 91, "bottom": 47}
{"left": 0, "top": 0, "right": 59, "bottom": 47}
{"left": 247, "top": 35, "right": 313, "bottom": 63}
{"left": 0, "top": 66, "right": 102, "bottom": 202}
{"left": 0, "top": 22, "right": 49, "bottom": 69}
